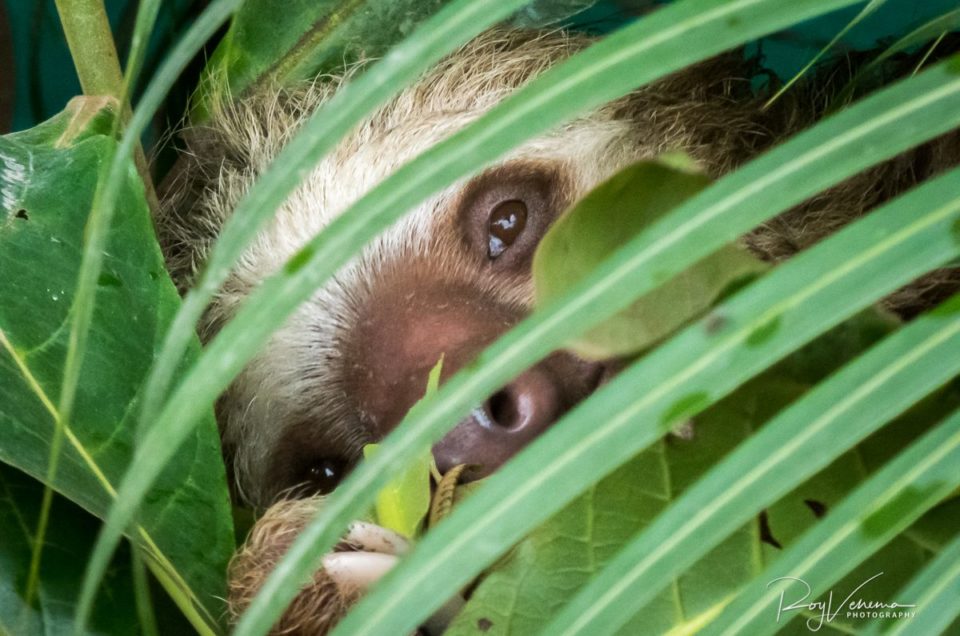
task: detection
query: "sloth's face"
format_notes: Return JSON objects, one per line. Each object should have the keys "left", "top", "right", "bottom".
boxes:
{"left": 165, "top": 31, "right": 694, "bottom": 507}
{"left": 217, "top": 119, "right": 645, "bottom": 507}
{"left": 164, "top": 29, "right": 823, "bottom": 506}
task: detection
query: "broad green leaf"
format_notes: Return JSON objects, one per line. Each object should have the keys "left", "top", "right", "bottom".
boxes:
{"left": 333, "top": 158, "right": 960, "bottom": 636}
{"left": 704, "top": 407, "right": 960, "bottom": 636}
{"left": 0, "top": 102, "right": 233, "bottom": 625}
{"left": 362, "top": 356, "right": 442, "bottom": 537}
{"left": 449, "top": 309, "right": 960, "bottom": 635}
{"left": 541, "top": 293, "right": 960, "bottom": 635}
{"left": 193, "top": 0, "right": 449, "bottom": 120}
{"left": 533, "top": 159, "right": 767, "bottom": 358}
{"left": 0, "top": 465, "right": 137, "bottom": 636}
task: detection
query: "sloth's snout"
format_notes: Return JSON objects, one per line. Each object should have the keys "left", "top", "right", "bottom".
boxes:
{"left": 433, "top": 351, "right": 603, "bottom": 480}
{"left": 432, "top": 364, "right": 564, "bottom": 479}
{"left": 347, "top": 281, "right": 602, "bottom": 480}
{"left": 486, "top": 368, "right": 560, "bottom": 433}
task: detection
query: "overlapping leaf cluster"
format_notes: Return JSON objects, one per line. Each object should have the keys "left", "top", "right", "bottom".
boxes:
{"left": 1, "top": 1, "right": 959, "bottom": 635}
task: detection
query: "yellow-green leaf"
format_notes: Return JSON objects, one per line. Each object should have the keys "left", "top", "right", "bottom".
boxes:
{"left": 362, "top": 356, "right": 444, "bottom": 537}
{"left": 363, "top": 444, "right": 432, "bottom": 538}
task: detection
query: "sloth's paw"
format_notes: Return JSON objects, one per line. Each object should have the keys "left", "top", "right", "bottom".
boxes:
{"left": 227, "top": 497, "right": 409, "bottom": 635}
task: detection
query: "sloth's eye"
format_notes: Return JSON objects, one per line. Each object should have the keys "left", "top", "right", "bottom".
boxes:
{"left": 303, "top": 458, "right": 346, "bottom": 495}
{"left": 459, "top": 163, "right": 565, "bottom": 269}
{"left": 488, "top": 200, "right": 528, "bottom": 259}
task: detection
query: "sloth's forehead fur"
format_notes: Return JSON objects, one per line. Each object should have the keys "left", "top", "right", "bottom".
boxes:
{"left": 160, "top": 29, "right": 774, "bottom": 505}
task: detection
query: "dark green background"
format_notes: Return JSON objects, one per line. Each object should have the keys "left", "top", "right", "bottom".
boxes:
{"left": 1, "top": 0, "right": 958, "bottom": 136}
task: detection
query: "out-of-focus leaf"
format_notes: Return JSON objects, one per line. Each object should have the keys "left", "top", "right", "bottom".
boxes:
{"left": 447, "top": 314, "right": 960, "bottom": 635}
{"left": 533, "top": 159, "right": 768, "bottom": 359}
{"left": 0, "top": 100, "right": 233, "bottom": 621}
{"left": 511, "top": 0, "right": 599, "bottom": 27}
{"left": 193, "top": 0, "right": 450, "bottom": 120}
{"left": 0, "top": 465, "right": 138, "bottom": 636}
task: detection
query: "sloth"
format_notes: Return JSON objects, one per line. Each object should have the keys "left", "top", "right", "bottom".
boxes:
{"left": 158, "top": 28, "right": 959, "bottom": 635}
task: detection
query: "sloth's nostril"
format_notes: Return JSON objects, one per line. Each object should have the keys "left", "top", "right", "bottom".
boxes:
{"left": 433, "top": 366, "right": 567, "bottom": 478}
{"left": 486, "top": 388, "right": 520, "bottom": 430}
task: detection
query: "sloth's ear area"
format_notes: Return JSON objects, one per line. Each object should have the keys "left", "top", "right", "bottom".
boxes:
{"left": 457, "top": 162, "right": 570, "bottom": 271}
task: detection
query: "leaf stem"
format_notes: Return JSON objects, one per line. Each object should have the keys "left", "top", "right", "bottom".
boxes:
{"left": 53, "top": 0, "right": 123, "bottom": 96}
{"left": 132, "top": 546, "right": 160, "bottom": 636}
{"left": 52, "top": 0, "right": 159, "bottom": 211}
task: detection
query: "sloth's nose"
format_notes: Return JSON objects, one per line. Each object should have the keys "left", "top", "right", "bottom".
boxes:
{"left": 432, "top": 364, "right": 562, "bottom": 479}
{"left": 346, "top": 282, "right": 602, "bottom": 480}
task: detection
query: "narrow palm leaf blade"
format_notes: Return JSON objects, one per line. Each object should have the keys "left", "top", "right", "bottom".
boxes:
{"left": 702, "top": 406, "right": 960, "bottom": 636}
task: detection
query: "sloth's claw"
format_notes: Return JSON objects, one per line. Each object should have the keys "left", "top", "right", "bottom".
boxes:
{"left": 323, "top": 521, "right": 408, "bottom": 595}
{"left": 342, "top": 521, "right": 410, "bottom": 555}
{"left": 322, "top": 551, "right": 399, "bottom": 593}
{"left": 326, "top": 522, "right": 464, "bottom": 635}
